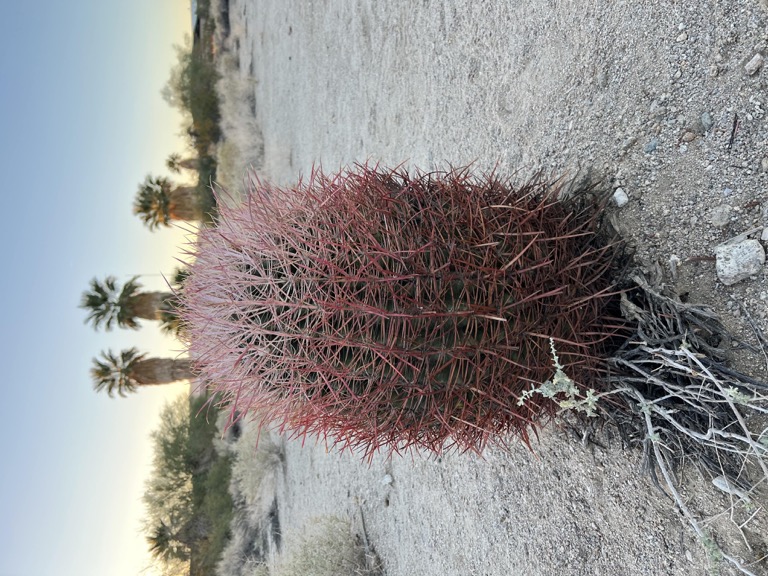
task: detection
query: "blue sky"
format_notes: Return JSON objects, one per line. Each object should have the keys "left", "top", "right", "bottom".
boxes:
{"left": 0, "top": 1, "right": 195, "bottom": 575}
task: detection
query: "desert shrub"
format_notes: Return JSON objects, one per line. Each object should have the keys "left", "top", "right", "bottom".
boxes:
{"left": 274, "top": 516, "right": 376, "bottom": 576}
{"left": 215, "top": 512, "right": 264, "bottom": 576}
{"left": 228, "top": 422, "right": 283, "bottom": 525}
{"left": 214, "top": 416, "right": 284, "bottom": 576}
{"left": 180, "top": 164, "right": 628, "bottom": 456}
{"left": 191, "top": 453, "right": 235, "bottom": 576}
{"left": 213, "top": 52, "right": 264, "bottom": 198}
{"left": 212, "top": 409, "right": 237, "bottom": 457}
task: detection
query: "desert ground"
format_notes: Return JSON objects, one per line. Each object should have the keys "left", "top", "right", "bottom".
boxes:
{"left": 212, "top": 1, "right": 768, "bottom": 574}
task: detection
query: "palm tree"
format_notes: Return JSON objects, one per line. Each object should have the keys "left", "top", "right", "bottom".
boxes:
{"left": 134, "top": 175, "right": 202, "bottom": 230}
{"left": 80, "top": 276, "right": 173, "bottom": 331}
{"left": 159, "top": 267, "right": 191, "bottom": 336}
{"left": 146, "top": 514, "right": 209, "bottom": 563}
{"left": 91, "top": 348, "right": 193, "bottom": 397}
{"left": 146, "top": 520, "right": 192, "bottom": 562}
{"left": 165, "top": 152, "right": 199, "bottom": 174}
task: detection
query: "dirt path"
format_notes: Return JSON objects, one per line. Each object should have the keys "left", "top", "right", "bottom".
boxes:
{"left": 218, "top": 1, "right": 768, "bottom": 573}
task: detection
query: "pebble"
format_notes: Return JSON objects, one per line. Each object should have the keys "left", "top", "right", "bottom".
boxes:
{"left": 700, "top": 112, "right": 714, "bottom": 132}
{"left": 676, "top": 31, "right": 688, "bottom": 43}
{"left": 668, "top": 254, "right": 681, "bottom": 280}
{"left": 708, "top": 205, "right": 732, "bottom": 227}
{"left": 613, "top": 188, "right": 629, "bottom": 207}
{"left": 715, "top": 239, "right": 766, "bottom": 285}
{"left": 381, "top": 474, "right": 393, "bottom": 485}
{"left": 761, "top": 158, "right": 768, "bottom": 172}
{"left": 762, "top": 227, "right": 768, "bottom": 242}
{"left": 621, "top": 136, "right": 637, "bottom": 151}
{"left": 681, "top": 131, "right": 696, "bottom": 142}
{"left": 712, "top": 475, "right": 751, "bottom": 503}
{"left": 644, "top": 138, "right": 658, "bottom": 153}
{"left": 745, "top": 53, "right": 764, "bottom": 75}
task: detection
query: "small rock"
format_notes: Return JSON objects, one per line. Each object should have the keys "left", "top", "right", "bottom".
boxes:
{"left": 700, "top": 112, "right": 714, "bottom": 132}
{"left": 712, "top": 475, "right": 751, "bottom": 503}
{"left": 762, "top": 227, "right": 768, "bottom": 242}
{"left": 644, "top": 139, "right": 658, "bottom": 153}
{"left": 621, "top": 136, "right": 637, "bottom": 151}
{"left": 745, "top": 53, "right": 764, "bottom": 75}
{"left": 708, "top": 205, "right": 732, "bottom": 227}
{"left": 681, "top": 131, "right": 696, "bottom": 142}
{"left": 669, "top": 255, "right": 681, "bottom": 281}
{"left": 381, "top": 474, "right": 393, "bottom": 485}
{"left": 613, "top": 188, "right": 629, "bottom": 207}
{"left": 761, "top": 158, "right": 768, "bottom": 172}
{"left": 715, "top": 240, "right": 766, "bottom": 285}
{"left": 676, "top": 31, "right": 688, "bottom": 43}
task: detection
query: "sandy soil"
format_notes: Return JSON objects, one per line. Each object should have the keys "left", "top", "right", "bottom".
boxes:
{"left": 214, "top": 1, "right": 768, "bottom": 574}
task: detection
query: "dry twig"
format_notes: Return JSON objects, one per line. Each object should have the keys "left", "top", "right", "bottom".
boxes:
{"left": 601, "top": 274, "right": 768, "bottom": 574}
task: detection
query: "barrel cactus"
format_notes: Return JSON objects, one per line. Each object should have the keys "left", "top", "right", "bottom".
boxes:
{"left": 180, "top": 164, "right": 628, "bottom": 455}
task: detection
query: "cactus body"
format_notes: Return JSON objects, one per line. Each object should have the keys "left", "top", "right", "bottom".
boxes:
{"left": 181, "top": 165, "right": 627, "bottom": 455}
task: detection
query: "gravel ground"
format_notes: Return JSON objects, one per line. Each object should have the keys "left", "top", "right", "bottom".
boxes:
{"left": 213, "top": 1, "right": 768, "bottom": 574}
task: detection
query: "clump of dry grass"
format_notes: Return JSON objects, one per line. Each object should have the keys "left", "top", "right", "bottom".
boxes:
{"left": 213, "top": 52, "right": 264, "bottom": 198}
{"left": 214, "top": 416, "right": 284, "bottom": 576}
{"left": 273, "top": 516, "right": 381, "bottom": 576}
{"left": 228, "top": 421, "right": 283, "bottom": 526}
{"left": 215, "top": 512, "right": 265, "bottom": 576}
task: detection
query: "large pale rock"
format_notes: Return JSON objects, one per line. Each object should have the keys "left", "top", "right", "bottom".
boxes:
{"left": 715, "top": 239, "right": 766, "bottom": 285}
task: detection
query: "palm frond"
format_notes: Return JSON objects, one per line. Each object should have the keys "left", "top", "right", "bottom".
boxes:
{"left": 80, "top": 276, "right": 143, "bottom": 330}
{"left": 134, "top": 175, "right": 173, "bottom": 230}
{"left": 90, "top": 347, "right": 146, "bottom": 397}
{"left": 166, "top": 153, "right": 183, "bottom": 174}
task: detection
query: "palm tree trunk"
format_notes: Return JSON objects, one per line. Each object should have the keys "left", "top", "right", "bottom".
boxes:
{"left": 129, "top": 291, "right": 173, "bottom": 321}
{"left": 169, "top": 186, "right": 203, "bottom": 221}
{"left": 132, "top": 358, "right": 193, "bottom": 385}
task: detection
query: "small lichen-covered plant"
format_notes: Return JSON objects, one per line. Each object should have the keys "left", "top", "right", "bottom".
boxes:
{"left": 180, "top": 164, "right": 629, "bottom": 456}
{"left": 518, "top": 338, "right": 602, "bottom": 417}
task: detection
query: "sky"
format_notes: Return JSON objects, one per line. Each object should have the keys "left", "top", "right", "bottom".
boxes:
{"left": 0, "top": 2, "right": 197, "bottom": 575}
